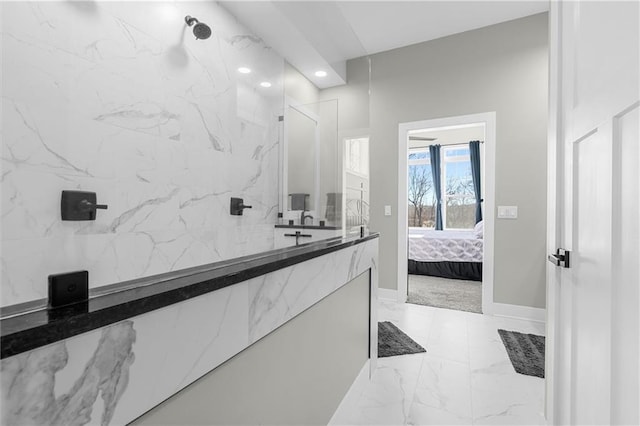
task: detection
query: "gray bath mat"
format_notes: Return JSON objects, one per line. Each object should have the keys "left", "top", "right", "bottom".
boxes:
{"left": 498, "top": 329, "right": 545, "bottom": 378}
{"left": 378, "top": 321, "right": 426, "bottom": 358}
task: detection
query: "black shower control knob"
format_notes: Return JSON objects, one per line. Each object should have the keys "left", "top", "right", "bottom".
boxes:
{"left": 80, "top": 199, "right": 108, "bottom": 211}
{"left": 230, "top": 197, "right": 252, "bottom": 215}
{"left": 61, "top": 190, "right": 108, "bottom": 221}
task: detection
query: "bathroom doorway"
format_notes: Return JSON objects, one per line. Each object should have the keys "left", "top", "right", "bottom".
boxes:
{"left": 398, "top": 112, "right": 496, "bottom": 314}
{"left": 406, "top": 125, "right": 485, "bottom": 313}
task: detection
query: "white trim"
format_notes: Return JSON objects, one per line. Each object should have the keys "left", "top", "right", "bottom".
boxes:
{"left": 377, "top": 288, "right": 398, "bottom": 301}
{"left": 546, "top": 3, "right": 561, "bottom": 422}
{"left": 491, "top": 302, "right": 546, "bottom": 323}
{"left": 398, "top": 112, "right": 496, "bottom": 311}
{"left": 341, "top": 128, "right": 370, "bottom": 234}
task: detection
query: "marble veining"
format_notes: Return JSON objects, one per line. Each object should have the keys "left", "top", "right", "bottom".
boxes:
{"left": 1, "top": 0, "right": 283, "bottom": 307}
{"left": 247, "top": 241, "right": 375, "bottom": 343}
{"left": 1, "top": 234, "right": 379, "bottom": 359}
{"left": 1, "top": 237, "right": 378, "bottom": 426}
{"left": 330, "top": 298, "right": 546, "bottom": 426}
{"left": 1, "top": 321, "right": 136, "bottom": 426}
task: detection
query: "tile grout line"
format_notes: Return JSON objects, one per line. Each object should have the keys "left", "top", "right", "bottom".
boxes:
{"left": 403, "top": 352, "right": 426, "bottom": 425}
{"left": 467, "top": 314, "right": 480, "bottom": 425}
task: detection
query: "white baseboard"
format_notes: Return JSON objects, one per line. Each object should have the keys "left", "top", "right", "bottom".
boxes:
{"left": 488, "top": 302, "right": 546, "bottom": 323}
{"left": 377, "top": 288, "right": 398, "bottom": 301}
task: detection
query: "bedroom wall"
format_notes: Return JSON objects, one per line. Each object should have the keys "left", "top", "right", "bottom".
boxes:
{"left": 368, "top": 13, "right": 548, "bottom": 309}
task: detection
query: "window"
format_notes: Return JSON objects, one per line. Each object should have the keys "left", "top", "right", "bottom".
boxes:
{"left": 408, "top": 145, "right": 477, "bottom": 230}
{"left": 408, "top": 149, "right": 436, "bottom": 227}
{"left": 442, "top": 146, "right": 475, "bottom": 229}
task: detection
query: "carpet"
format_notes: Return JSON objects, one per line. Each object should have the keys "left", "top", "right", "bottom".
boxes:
{"left": 498, "top": 329, "right": 545, "bottom": 378}
{"left": 407, "top": 274, "right": 482, "bottom": 314}
{"left": 378, "top": 321, "right": 426, "bottom": 358}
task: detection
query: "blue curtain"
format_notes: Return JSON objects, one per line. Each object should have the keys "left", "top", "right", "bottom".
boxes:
{"left": 429, "top": 144, "right": 443, "bottom": 230}
{"left": 469, "top": 140, "right": 483, "bottom": 223}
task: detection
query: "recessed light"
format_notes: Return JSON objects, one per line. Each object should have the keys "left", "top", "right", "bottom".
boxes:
{"left": 238, "top": 67, "right": 251, "bottom": 74}
{"left": 260, "top": 81, "right": 272, "bottom": 88}
{"left": 314, "top": 70, "right": 327, "bottom": 77}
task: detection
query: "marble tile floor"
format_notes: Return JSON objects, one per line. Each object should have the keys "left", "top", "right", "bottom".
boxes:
{"left": 330, "top": 299, "right": 547, "bottom": 425}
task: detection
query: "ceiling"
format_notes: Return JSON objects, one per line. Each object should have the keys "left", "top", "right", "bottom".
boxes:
{"left": 409, "top": 124, "right": 485, "bottom": 149}
{"left": 220, "top": 1, "right": 549, "bottom": 89}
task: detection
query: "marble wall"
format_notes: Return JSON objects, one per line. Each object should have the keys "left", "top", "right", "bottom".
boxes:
{"left": 1, "top": 238, "right": 378, "bottom": 425}
{"left": 0, "top": 1, "right": 284, "bottom": 307}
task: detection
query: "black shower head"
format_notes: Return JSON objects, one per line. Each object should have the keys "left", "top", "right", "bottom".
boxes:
{"left": 185, "top": 15, "right": 212, "bottom": 40}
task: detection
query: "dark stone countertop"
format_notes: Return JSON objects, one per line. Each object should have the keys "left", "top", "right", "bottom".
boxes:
{"left": 274, "top": 224, "right": 342, "bottom": 230}
{"left": 0, "top": 233, "right": 378, "bottom": 359}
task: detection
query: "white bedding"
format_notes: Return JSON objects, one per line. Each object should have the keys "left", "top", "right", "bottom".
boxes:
{"left": 408, "top": 228, "right": 483, "bottom": 263}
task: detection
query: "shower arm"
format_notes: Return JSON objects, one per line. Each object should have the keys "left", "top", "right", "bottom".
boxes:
{"left": 185, "top": 16, "right": 199, "bottom": 26}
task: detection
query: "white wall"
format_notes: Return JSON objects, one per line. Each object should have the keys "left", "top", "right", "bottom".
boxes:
{"left": 369, "top": 13, "right": 548, "bottom": 308}
{"left": 0, "top": 1, "right": 283, "bottom": 307}
{"left": 284, "top": 62, "right": 319, "bottom": 105}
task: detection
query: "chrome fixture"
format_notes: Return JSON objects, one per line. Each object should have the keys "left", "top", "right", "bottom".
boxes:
{"left": 300, "top": 211, "right": 313, "bottom": 225}
{"left": 284, "top": 230, "right": 312, "bottom": 246}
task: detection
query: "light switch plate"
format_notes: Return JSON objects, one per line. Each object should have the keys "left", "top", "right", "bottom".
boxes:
{"left": 384, "top": 205, "right": 392, "bottom": 216}
{"left": 497, "top": 205, "right": 518, "bottom": 219}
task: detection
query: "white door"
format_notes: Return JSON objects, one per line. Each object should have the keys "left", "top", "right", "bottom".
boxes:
{"left": 547, "top": 1, "right": 639, "bottom": 424}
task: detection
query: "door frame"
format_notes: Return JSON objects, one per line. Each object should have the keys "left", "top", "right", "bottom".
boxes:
{"left": 397, "top": 111, "right": 496, "bottom": 314}
{"left": 545, "top": 1, "right": 561, "bottom": 421}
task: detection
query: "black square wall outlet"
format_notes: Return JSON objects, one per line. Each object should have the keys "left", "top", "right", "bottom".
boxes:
{"left": 48, "top": 271, "right": 89, "bottom": 308}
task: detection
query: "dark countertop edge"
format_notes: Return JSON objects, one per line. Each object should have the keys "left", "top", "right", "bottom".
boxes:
{"left": 0, "top": 233, "right": 379, "bottom": 359}
{"left": 274, "top": 224, "right": 341, "bottom": 230}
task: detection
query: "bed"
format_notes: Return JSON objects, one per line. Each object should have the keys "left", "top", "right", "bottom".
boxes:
{"left": 408, "top": 223, "right": 483, "bottom": 281}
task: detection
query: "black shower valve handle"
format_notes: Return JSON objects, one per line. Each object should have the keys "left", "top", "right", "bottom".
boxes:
{"left": 79, "top": 199, "right": 108, "bottom": 212}
{"left": 230, "top": 197, "right": 253, "bottom": 215}
{"left": 61, "top": 190, "right": 108, "bottom": 221}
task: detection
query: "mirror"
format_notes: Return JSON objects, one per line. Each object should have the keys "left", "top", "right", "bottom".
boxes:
{"left": 280, "top": 58, "right": 370, "bottom": 230}
{"left": 281, "top": 98, "right": 339, "bottom": 225}
{"left": 286, "top": 104, "right": 318, "bottom": 211}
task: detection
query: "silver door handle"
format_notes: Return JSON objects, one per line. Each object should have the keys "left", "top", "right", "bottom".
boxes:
{"left": 548, "top": 249, "right": 570, "bottom": 268}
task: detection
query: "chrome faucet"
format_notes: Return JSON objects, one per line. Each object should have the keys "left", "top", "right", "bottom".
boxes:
{"left": 300, "top": 210, "right": 314, "bottom": 225}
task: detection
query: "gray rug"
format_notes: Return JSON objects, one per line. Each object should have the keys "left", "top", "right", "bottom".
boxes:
{"left": 407, "top": 274, "right": 482, "bottom": 314}
{"left": 498, "top": 329, "right": 545, "bottom": 378}
{"left": 378, "top": 321, "right": 426, "bottom": 358}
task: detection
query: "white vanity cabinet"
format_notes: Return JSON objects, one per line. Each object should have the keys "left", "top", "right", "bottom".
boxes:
{"left": 274, "top": 227, "right": 342, "bottom": 248}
